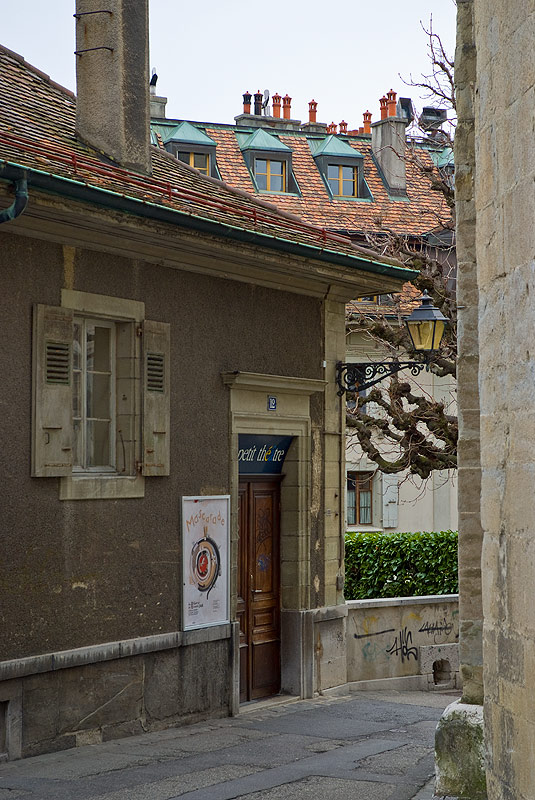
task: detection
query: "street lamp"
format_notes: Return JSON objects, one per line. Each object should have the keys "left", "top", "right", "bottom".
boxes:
{"left": 336, "top": 290, "right": 448, "bottom": 396}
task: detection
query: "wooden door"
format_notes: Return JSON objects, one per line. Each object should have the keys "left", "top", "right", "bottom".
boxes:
{"left": 238, "top": 477, "right": 281, "bottom": 702}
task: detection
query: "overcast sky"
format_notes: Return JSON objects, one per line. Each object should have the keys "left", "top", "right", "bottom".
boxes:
{"left": 3, "top": 1, "right": 456, "bottom": 126}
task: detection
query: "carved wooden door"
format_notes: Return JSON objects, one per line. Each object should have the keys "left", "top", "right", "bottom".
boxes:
{"left": 238, "top": 477, "right": 281, "bottom": 701}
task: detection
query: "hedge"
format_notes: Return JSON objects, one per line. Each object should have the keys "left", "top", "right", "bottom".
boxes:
{"left": 344, "top": 530, "right": 458, "bottom": 600}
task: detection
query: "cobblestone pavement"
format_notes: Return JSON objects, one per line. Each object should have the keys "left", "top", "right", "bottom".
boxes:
{"left": 0, "top": 689, "right": 460, "bottom": 800}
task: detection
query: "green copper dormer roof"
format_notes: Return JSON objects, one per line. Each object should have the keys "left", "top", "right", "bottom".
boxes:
{"left": 164, "top": 121, "right": 216, "bottom": 147}
{"left": 310, "top": 135, "right": 363, "bottom": 159}
{"left": 238, "top": 127, "right": 291, "bottom": 153}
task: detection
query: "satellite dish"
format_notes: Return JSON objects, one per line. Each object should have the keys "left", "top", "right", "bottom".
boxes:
{"left": 150, "top": 67, "right": 158, "bottom": 90}
{"left": 262, "top": 89, "right": 270, "bottom": 116}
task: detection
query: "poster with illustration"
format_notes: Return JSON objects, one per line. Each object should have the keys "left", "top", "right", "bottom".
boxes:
{"left": 182, "top": 495, "right": 230, "bottom": 630}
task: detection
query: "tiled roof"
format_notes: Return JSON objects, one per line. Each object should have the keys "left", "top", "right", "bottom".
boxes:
{"left": 0, "top": 44, "right": 413, "bottom": 278}
{"left": 346, "top": 283, "right": 422, "bottom": 319}
{"left": 201, "top": 127, "right": 451, "bottom": 237}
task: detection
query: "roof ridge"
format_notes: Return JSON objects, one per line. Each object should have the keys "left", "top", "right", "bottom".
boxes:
{"left": 0, "top": 43, "right": 75, "bottom": 100}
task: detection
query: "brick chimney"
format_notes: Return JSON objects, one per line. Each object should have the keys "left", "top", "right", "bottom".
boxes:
{"left": 243, "top": 91, "right": 252, "bottom": 114}
{"left": 272, "top": 93, "right": 281, "bottom": 118}
{"left": 363, "top": 110, "right": 372, "bottom": 135}
{"left": 308, "top": 100, "right": 317, "bottom": 123}
{"left": 282, "top": 94, "right": 292, "bottom": 119}
{"left": 371, "top": 93, "right": 408, "bottom": 195}
{"left": 75, "top": 0, "right": 151, "bottom": 174}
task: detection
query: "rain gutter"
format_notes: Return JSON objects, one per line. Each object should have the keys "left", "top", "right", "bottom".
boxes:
{"left": 0, "top": 175, "right": 28, "bottom": 224}
{"left": 0, "top": 161, "right": 416, "bottom": 283}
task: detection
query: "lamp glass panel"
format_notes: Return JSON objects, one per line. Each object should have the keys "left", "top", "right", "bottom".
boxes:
{"left": 408, "top": 320, "right": 434, "bottom": 350}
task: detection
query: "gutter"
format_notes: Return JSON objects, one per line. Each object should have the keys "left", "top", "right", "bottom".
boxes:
{"left": 0, "top": 176, "right": 28, "bottom": 224}
{"left": 0, "top": 161, "right": 416, "bottom": 284}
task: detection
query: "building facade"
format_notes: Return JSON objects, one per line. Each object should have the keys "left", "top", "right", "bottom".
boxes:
{"left": 0, "top": 3, "right": 415, "bottom": 759}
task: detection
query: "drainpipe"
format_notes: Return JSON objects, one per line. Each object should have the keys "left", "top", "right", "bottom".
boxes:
{"left": 0, "top": 178, "right": 28, "bottom": 224}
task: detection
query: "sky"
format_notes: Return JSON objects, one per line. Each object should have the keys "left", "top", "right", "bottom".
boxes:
{"left": 2, "top": 1, "right": 456, "bottom": 127}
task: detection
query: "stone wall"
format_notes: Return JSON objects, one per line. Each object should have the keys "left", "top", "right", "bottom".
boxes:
{"left": 473, "top": 2, "right": 535, "bottom": 797}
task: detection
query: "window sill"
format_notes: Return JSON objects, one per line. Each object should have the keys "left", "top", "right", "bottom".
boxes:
{"left": 59, "top": 473, "right": 145, "bottom": 500}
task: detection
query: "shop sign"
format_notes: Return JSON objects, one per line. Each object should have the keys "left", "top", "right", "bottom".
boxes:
{"left": 238, "top": 434, "right": 293, "bottom": 474}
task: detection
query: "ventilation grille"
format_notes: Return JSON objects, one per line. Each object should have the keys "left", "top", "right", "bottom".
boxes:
{"left": 45, "top": 341, "right": 70, "bottom": 385}
{"left": 146, "top": 352, "right": 165, "bottom": 393}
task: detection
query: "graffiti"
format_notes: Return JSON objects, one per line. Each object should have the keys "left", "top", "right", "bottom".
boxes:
{"left": 362, "top": 641, "right": 380, "bottom": 661}
{"left": 354, "top": 628, "right": 395, "bottom": 640}
{"left": 386, "top": 627, "right": 418, "bottom": 662}
{"left": 418, "top": 618, "right": 454, "bottom": 643}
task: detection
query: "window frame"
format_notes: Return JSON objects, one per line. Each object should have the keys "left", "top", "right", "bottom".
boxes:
{"left": 327, "top": 163, "right": 357, "bottom": 197}
{"left": 313, "top": 152, "right": 371, "bottom": 201}
{"left": 241, "top": 147, "right": 300, "bottom": 195}
{"left": 347, "top": 471, "right": 374, "bottom": 526}
{"left": 166, "top": 142, "right": 219, "bottom": 178}
{"left": 254, "top": 157, "right": 287, "bottom": 192}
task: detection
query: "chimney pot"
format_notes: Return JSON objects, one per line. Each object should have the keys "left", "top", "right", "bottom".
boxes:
{"left": 380, "top": 96, "right": 388, "bottom": 120}
{"left": 272, "top": 92, "right": 281, "bottom": 118}
{"left": 308, "top": 99, "right": 318, "bottom": 123}
{"left": 339, "top": 120, "right": 347, "bottom": 134}
{"left": 254, "top": 90, "right": 263, "bottom": 116}
{"left": 387, "top": 89, "right": 397, "bottom": 117}
{"left": 243, "top": 91, "right": 252, "bottom": 114}
{"left": 363, "top": 110, "right": 372, "bottom": 134}
{"left": 359, "top": 126, "right": 364, "bottom": 135}
{"left": 282, "top": 94, "right": 292, "bottom": 119}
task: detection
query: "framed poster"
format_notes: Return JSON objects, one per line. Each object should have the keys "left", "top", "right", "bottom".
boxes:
{"left": 182, "top": 495, "right": 230, "bottom": 630}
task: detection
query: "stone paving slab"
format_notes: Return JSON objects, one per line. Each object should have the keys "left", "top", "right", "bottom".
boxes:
{"left": 0, "top": 690, "right": 459, "bottom": 800}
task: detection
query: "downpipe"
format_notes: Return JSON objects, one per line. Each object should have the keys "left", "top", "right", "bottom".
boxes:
{"left": 0, "top": 177, "right": 28, "bottom": 224}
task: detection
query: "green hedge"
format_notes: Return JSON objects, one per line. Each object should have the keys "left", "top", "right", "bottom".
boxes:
{"left": 344, "top": 530, "right": 458, "bottom": 600}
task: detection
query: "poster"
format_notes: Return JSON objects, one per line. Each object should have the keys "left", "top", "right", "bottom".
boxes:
{"left": 182, "top": 495, "right": 230, "bottom": 630}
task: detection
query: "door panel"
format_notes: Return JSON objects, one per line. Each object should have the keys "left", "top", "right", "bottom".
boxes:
{"left": 238, "top": 478, "right": 281, "bottom": 702}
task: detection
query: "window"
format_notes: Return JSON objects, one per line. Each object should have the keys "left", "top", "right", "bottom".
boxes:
{"left": 347, "top": 472, "right": 373, "bottom": 525}
{"left": 327, "top": 164, "right": 356, "bottom": 197}
{"left": 32, "top": 291, "right": 170, "bottom": 499}
{"left": 254, "top": 158, "right": 286, "bottom": 192}
{"left": 178, "top": 152, "right": 210, "bottom": 175}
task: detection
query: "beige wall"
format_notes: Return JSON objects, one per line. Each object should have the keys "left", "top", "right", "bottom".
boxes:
{"left": 471, "top": 2, "right": 535, "bottom": 796}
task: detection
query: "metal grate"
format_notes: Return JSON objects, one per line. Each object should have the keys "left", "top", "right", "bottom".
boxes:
{"left": 45, "top": 341, "right": 70, "bottom": 384}
{"left": 146, "top": 352, "right": 165, "bottom": 392}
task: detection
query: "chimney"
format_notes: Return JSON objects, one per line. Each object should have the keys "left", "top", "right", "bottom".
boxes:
{"left": 363, "top": 111, "right": 372, "bottom": 134}
{"left": 358, "top": 126, "right": 364, "bottom": 135}
{"left": 75, "top": 0, "right": 151, "bottom": 174}
{"left": 243, "top": 91, "right": 252, "bottom": 114}
{"left": 254, "top": 90, "right": 263, "bottom": 116}
{"left": 282, "top": 94, "right": 292, "bottom": 119}
{"left": 379, "top": 96, "right": 388, "bottom": 120}
{"left": 371, "top": 96, "right": 408, "bottom": 195}
{"left": 339, "top": 120, "right": 347, "bottom": 134}
{"left": 308, "top": 99, "right": 317, "bottom": 123}
{"left": 272, "top": 93, "right": 281, "bottom": 118}
{"left": 327, "top": 122, "right": 338, "bottom": 134}
{"left": 387, "top": 89, "right": 397, "bottom": 117}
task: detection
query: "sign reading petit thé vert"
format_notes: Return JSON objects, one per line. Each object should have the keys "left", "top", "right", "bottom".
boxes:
{"left": 238, "top": 434, "right": 294, "bottom": 474}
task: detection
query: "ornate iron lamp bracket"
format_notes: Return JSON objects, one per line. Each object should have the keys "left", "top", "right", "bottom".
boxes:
{"left": 336, "top": 358, "right": 429, "bottom": 396}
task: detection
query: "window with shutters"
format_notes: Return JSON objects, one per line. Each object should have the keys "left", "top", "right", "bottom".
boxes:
{"left": 347, "top": 472, "right": 373, "bottom": 525}
{"left": 32, "top": 290, "right": 171, "bottom": 500}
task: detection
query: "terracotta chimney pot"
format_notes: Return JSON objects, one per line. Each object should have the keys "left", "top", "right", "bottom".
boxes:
{"left": 254, "top": 90, "right": 263, "bottom": 116}
{"left": 272, "top": 92, "right": 281, "bottom": 118}
{"left": 359, "top": 126, "right": 364, "bottom": 135}
{"left": 363, "top": 110, "right": 372, "bottom": 134}
{"left": 243, "top": 91, "right": 252, "bottom": 115}
{"left": 339, "top": 120, "right": 347, "bottom": 134}
{"left": 387, "top": 89, "right": 397, "bottom": 117}
{"left": 282, "top": 94, "right": 292, "bottom": 119}
{"left": 308, "top": 99, "right": 318, "bottom": 123}
{"left": 380, "top": 96, "right": 388, "bottom": 120}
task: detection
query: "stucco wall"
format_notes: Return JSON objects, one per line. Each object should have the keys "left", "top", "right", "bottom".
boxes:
{"left": 0, "top": 230, "right": 323, "bottom": 662}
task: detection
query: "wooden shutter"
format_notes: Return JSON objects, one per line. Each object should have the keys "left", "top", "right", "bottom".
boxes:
{"left": 382, "top": 473, "right": 399, "bottom": 529}
{"left": 142, "top": 319, "right": 170, "bottom": 476}
{"left": 32, "top": 304, "right": 74, "bottom": 477}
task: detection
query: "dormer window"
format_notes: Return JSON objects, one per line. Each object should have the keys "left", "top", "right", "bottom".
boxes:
{"left": 162, "top": 121, "right": 219, "bottom": 178}
{"left": 237, "top": 128, "right": 299, "bottom": 195}
{"left": 255, "top": 159, "right": 286, "bottom": 192}
{"left": 327, "top": 164, "right": 357, "bottom": 197}
{"left": 310, "top": 135, "right": 372, "bottom": 201}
